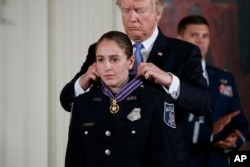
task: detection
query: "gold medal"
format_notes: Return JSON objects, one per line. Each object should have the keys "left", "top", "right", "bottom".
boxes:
{"left": 110, "top": 99, "right": 119, "bottom": 114}
{"left": 101, "top": 76, "right": 143, "bottom": 114}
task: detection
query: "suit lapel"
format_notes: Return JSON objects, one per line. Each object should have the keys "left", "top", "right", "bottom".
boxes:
{"left": 147, "top": 29, "right": 169, "bottom": 70}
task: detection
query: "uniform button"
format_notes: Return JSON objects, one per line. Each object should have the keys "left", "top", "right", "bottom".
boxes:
{"left": 105, "top": 131, "right": 111, "bottom": 136}
{"left": 131, "top": 130, "right": 136, "bottom": 134}
{"left": 84, "top": 131, "right": 88, "bottom": 135}
{"left": 105, "top": 149, "right": 111, "bottom": 155}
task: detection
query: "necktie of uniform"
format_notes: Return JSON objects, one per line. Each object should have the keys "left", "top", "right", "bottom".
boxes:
{"left": 132, "top": 42, "right": 143, "bottom": 74}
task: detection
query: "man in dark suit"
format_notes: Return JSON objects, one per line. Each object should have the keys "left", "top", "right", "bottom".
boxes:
{"left": 61, "top": 1, "right": 211, "bottom": 166}
{"left": 177, "top": 15, "right": 250, "bottom": 167}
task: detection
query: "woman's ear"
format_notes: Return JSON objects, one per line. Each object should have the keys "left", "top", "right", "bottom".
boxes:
{"left": 128, "top": 55, "right": 135, "bottom": 70}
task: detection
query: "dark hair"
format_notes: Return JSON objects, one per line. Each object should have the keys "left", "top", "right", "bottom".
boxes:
{"left": 95, "top": 31, "right": 133, "bottom": 59}
{"left": 177, "top": 15, "right": 210, "bottom": 35}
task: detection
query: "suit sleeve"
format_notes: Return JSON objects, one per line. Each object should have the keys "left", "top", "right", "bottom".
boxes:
{"left": 177, "top": 45, "right": 211, "bottom": 116}
{"left": 60, "top": 44, "right": 96, "bottom": 111}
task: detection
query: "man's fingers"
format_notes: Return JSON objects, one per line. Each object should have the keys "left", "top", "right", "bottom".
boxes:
{"left": 229, "top": 110, "right": 240, "bottom": 118}
{"left": 228, "top": 131, "right": 242, "bottom": 138}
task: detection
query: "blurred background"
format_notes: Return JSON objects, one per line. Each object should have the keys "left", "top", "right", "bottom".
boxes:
{"left": 0, "top": 0, "right": 249, "bottom": 167}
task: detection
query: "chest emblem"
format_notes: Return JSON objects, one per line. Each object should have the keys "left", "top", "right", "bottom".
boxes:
{"left": 164, "top": 102, "right": 176, "bottom": 128}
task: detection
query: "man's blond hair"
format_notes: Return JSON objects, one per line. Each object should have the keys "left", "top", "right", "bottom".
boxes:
{"left": 116, "top": 0, "right": 164, "bottom": 14}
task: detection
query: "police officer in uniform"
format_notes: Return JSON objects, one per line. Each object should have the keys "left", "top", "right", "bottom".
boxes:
{"left": 65, "top": 31, "right": 177, "bottom": 167}
{"left": 177, "top": 15, "right": 250, "bottom": 167}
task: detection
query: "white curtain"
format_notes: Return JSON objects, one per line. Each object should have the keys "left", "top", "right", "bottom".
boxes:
{"left": 0, "top": 0, "right": 123, "bottom": 167}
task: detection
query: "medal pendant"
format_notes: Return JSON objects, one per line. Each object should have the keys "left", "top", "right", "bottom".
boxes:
{"left": 110, "top": 99, "right": 119, "bottom": 114}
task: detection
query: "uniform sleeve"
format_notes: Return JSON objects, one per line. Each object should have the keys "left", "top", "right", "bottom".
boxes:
{"left": 225, "top": 74, "right": 249, "bottom": 148}
{"left": 150, "top": 99, "right": 177, "bottom": 167}
{"left": 188, "top": 114, "right": 214, "bottom": 144}
{"left": 65, "top": 100, "right": 85, "bottom": 167}
{"left": 188, "top": 73, "right": 250, "bottom": 148}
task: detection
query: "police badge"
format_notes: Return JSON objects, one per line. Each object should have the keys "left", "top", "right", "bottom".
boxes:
{"left": 164, "top": 102, "right": 176, "bottom": 128}
{"left": 127, "top": 107, "right": 141, "bottom": 121}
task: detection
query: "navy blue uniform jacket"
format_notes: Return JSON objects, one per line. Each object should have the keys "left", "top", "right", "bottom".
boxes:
{"left": 65, "top": 81, "right": 177, "bottom": 167}
{"left": 61, "top": 28, "right": 211, "bottom": 166}
{"left": 188, "top": 65, "right": 250, "bottom": 167}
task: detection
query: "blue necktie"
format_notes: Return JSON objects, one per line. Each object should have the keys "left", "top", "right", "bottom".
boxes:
{"left": 132, "top": 42, "right": 143, "bottom": 74}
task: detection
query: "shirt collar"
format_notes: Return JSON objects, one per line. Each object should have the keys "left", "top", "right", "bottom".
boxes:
{"left": 131, "top": 27, "right": 159, "bottom": 52}
{"left": 201, "top": 60, "right": 206, "bottom": 71}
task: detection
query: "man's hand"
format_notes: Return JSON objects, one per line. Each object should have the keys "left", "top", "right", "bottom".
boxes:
{"left": 137, "top": 62, "right": 172, "bottom": 87}
{"left": 79, "top": 63, "right": 99, "bottom": 90}
{"left": 214, "top": 131, "right": 242, "bottom": 149}
{"left": 212, "top": 110, "right": 240, "bottom": 135}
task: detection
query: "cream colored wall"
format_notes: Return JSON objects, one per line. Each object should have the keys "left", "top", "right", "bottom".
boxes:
{"left": 0, "top": 0, "right": 123, "bottom": 167}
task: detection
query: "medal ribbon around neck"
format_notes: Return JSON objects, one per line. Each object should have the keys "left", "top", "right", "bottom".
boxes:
{"left": 101, "top": 76, "right": 143, "bottom": 114}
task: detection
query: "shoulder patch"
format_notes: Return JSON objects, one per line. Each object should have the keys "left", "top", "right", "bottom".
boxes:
{"left": 163, "top": 102, "right": 176, "bottom": 128}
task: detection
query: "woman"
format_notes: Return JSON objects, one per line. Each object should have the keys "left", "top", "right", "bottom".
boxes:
{"left": 65, "top": 31, "right": 177, "bottom": 167}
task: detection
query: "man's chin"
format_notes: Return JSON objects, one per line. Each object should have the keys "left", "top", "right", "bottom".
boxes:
{"left": 128, "top": 32, "right": 143, "bottom": 41}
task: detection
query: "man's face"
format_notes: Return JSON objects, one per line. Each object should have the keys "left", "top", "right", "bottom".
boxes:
{"left": 119, "top": 0, "right": 161, "bottom": 42}
{"left": 178, "top": 24, "right": 210, "bottom": 60}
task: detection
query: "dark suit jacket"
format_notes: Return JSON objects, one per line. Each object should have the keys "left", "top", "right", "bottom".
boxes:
{"left": 65, "top": 81, "right": 178, "bottom": 167}
{"left": 188, "top": 65, "right": 250, "bottom": 167}
{"left": 61, "top": 28, "right": 211, "bottom": 166}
